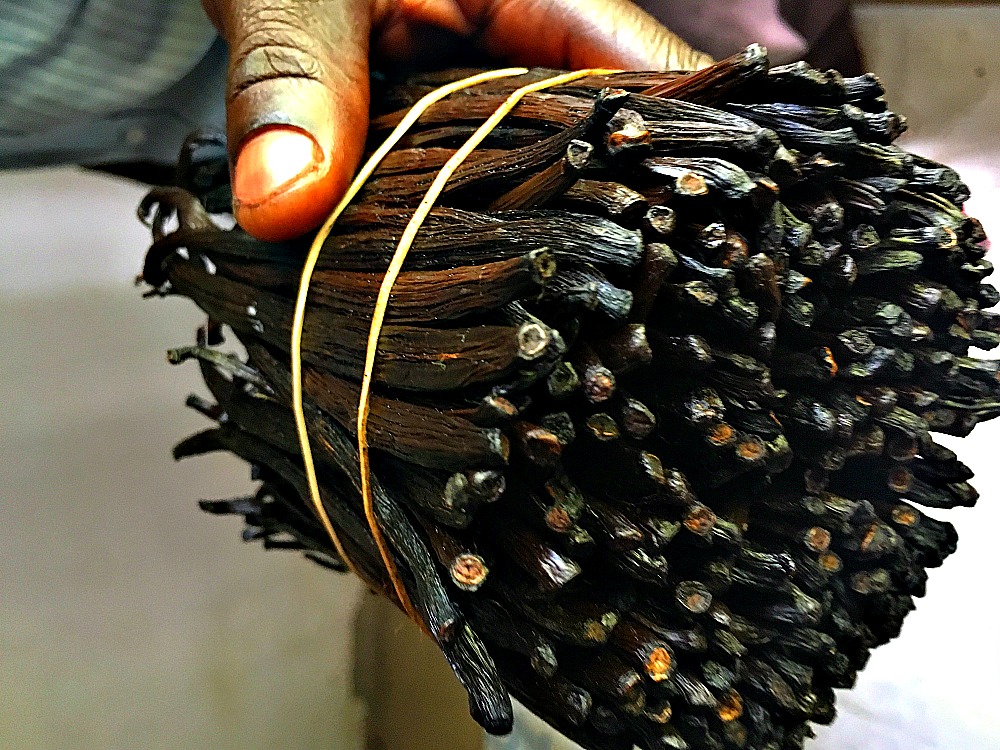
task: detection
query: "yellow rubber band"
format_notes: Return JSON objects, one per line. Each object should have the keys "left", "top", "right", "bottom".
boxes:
{"left": 291, "top": 66, "right": 619, "bottom": 630}
{"left": 291, "top": 68, "right": 528, "bottom": 620}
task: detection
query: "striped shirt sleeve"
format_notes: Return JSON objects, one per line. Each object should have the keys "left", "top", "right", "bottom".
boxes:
{"left": 0, "top": 0, "right": 224, "bottom": 166}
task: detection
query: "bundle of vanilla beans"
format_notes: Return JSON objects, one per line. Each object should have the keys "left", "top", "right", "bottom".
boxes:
{"left": 141, "top": 46, "right": 997, "bottom": 750}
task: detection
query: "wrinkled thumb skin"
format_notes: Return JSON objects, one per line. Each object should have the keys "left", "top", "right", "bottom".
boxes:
{"left": 205, "top": 0, "right": 371, "bottom": 241}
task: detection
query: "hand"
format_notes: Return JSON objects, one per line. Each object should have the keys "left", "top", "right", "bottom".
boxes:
{"left": 201, "top": 0, "right": 711, "bottom": 241}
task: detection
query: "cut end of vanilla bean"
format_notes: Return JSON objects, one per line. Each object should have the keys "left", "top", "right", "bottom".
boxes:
{"left": 676, "top": 171, "right": 710, "bottom": 196}
{"left": 450, "top": 553, "right": 489, "bottom": 592}
{"left": 517, "top": 322, "right": 551, "bottom": 360}
{"left": 145, "top": 48, "right": 998, "bottom": 750}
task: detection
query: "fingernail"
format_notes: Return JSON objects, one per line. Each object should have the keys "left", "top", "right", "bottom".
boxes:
{"left": 233, "top": 127, "right": 319, "bottom": 208}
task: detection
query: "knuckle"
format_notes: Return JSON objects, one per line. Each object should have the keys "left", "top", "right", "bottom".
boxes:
{"left": 229, "top": 16, "right": 327, "bottom": 95}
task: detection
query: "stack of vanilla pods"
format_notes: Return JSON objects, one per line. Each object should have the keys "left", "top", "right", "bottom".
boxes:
{"left": 141, "top": 46, "right": 998, "bottom": 750}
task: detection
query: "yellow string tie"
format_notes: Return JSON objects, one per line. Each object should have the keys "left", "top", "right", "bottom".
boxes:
{"left": 291, "top": 67, "right": 620, "bottom": 630}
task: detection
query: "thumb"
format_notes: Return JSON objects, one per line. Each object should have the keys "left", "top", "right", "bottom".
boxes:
{"left": 216, "top": 0, "right": 372, "bottom": 241}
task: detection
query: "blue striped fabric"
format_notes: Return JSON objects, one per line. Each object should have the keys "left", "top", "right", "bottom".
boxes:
{"left": 0, "top": 0, "right": 226, "bottom": 167}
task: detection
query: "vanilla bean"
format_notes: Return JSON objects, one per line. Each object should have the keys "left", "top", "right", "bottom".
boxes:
{"left": 540, "top": 411, "right": 577, "bottom": 447}
{"left": 726, "top": 101, "right": 849, "bottom": 131}
{"left": 170, "top": 259, "right": 563, "bottom": 392}
{"left": 303, "top": 367, "right": 509, "bottom": 470}
{"left": 372, "top": 145, "right": 501, "bottom": 175}
{"left": 572, "top": 345, "right": 618, "bottom": 404}
{"left": 531, "top": 472, "right": 588, "bottom": 533}
{"left": 643, "top": 206, "right": 678, "bottom": 240}
{"left": 490, "top": 139, "right": 595, "bottom": 210}
{"left": 650, "top": 332, "right": 714, "bottom": 371}
{"left": 611, "top": 549, "right": 670, "bottom": 586}
{"left": 643, "top": 157, "right": 758, "bottom": 201}
{"left": 830, "top": 177, "right": 889, "bottom": 217}
{"left": 310, "top": 250, "right": 555, "bottom": 322}
{"left": 619, "top": 395, "right": 657, "bottom": 439}
{"left": 642, "top": 44, "right": 769, "bottom": 102}
{"left": 582, "top": 498, "right": 646, "bottom": 551}
{"left": 605, "top": 108, "right": 652, "bottom": 157}
{"left": 391, "top": 123, "right": 551, "bottom": 150}
{"left": 468, "top": 599, "right": 559, "bottom": 678}
{"left": 561, "top": 180, "right": 648, "bottom": 221}
{"left": 908, "top": 157, "right": 969, "bottom": 204}
{"left": 370, "top": 115, "right": 593, "bottom": 201}
{"left": 414, "top": 514, "right": 489, "bottom": 591}
{"left": 542, "top": 263, "right": 634, "bottom": 320}
{"left": 786, "top": 190, "right": 845, "bottom": 234}
{"left": 374, "top": 89, "right": 589, "bottom": 131}
{"left": 320, "top": 209, "right": 645, "bottom": 271}
{"left": 494, "top": 520, "right": 582, "bottom": 593}
{"left": 451, "top": 393, "right": 522, "bottom": 428}
{"left": 648, "top": 119, "right": 779, "bottom": 163}
{"left": 592, "top": 324, "right": 653, "bottom": 374}
{"left": 211, "top": 248, "right": 557, "bottom": 322}
{"left": 379, "top": 459, "right": 479, "bottom": 529}
{"left": 629, "top": 243, "right": 679, "bottom": 322}
{"left": 509, "top": 421, "right": 563, "bottom": 475}
{"left": 515, "top": 594, "right": 622, "bottom": 647}
{"left": 168, "top": 345, "right": 270, "bottom": 391}
{"left": 445, "top": 625, "right": 514, "bottom": 734}
{"left": 177, "top": 426, "right": 465, "bottom": 644}
{"left": 675, "top": 252, "right": 737, "bottom": 292}
{"left": 856, "top": 250, "right": 923, "bottom": 276}
{"left": 568, "top": 651, "right": 647, "bottom": 715}
{"left": 610, "top": 618, "right": 676, "bottom": 683}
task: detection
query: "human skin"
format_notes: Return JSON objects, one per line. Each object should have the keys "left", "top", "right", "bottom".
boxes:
{"left": 200, "top": 0, "right": 711, "bottom": 241}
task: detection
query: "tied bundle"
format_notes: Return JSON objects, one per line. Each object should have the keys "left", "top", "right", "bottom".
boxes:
{"left": 141, "top": 46, "right": 997, "bottom": 750}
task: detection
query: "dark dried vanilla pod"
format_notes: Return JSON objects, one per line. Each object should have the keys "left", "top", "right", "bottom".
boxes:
{"left": 378, "top": 458, "right": 478, "bottom": 529}
{"left": 522, "top": 472, "right": 587, "bottom": 534}
{"left": 726, "top": 101, "right": 847, "bottom": 131}
{"left": 541, "top": 263, "right": 634, "bottom": 321}
{"left": 169, "top": 258, "right": 563, "bottom": 393}
{"left": 540, "top": 411, "right": 577, "bottom": 447}
{"left": 317, "top": 209, "right": 646, "bottom": 271}
{"left": 605, "top": 107, "right": 653, "bottom": 157}
{"left": 306, "top": 249, "right": 556, "bottom": 322}
{"left": 570, "top": 345, "right": 618, "bottom": 405}
{"left": 643, "top": 206, "right": 678, "bottom": 239}
{"left": 145, "top": 49, "right": 998, "bottom": 750}
{"left": 755, "top": 61, "right": 849, "bottom": 103}
{"left": 644, "top": 156, "right": 759, "bottom": 201}
{"left": 647, "top": 119, "right": 780, "bottom": 163}
{"left": 493, "top": 520, "right": 581, "bottom": 592}
{"left": 468, "top": 598, "right": 559, "bottom": 678}
{"left": 584, "top": 327, "right": 654, "bottom": 378}
{"left": 786, "top": 189, "right": 845, "bottom": 234}
{"left": 514, "top": 593, "right": 623, "bottom": 648}
{"left": 830, "top": 177, "right": 889, "bottom": 218}
{"left": 415, "top": 514, "right": 490, "bottom": 592}
{"left": 627, "top": 244, "right": 678, "bottom": 325}
{"left": 908, "top": 167, "right": 970, "bottom": 206}
{"left": 489, "top": 139, "right": 595, "bottom": 210}
{"left": 640, "top": 43, "right": 770, "bottom": 102}
{"left": 560, "top": 179, "right": 649, "bottom": 221}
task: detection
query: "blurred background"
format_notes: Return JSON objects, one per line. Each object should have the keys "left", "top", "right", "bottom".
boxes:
{"left": 1, "top": 2, "right": 998, "bottom": 749}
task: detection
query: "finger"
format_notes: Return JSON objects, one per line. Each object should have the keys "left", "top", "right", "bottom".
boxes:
{"left": 374, "top": 0, "right": 713, "bottom": 71}
{"left": 213, "top": 0, "right": 372, "bottom": 241}
{"left": 474, "top": 0, "right": 713, "bottom": 71}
